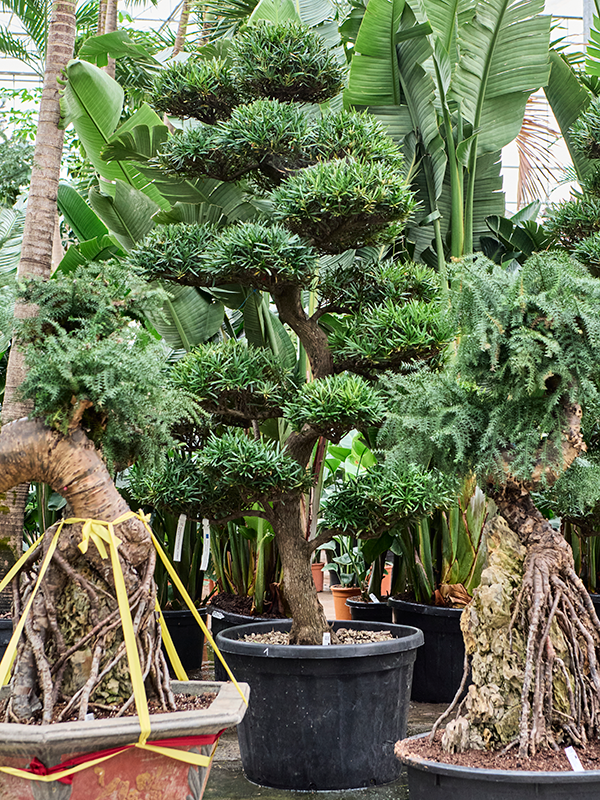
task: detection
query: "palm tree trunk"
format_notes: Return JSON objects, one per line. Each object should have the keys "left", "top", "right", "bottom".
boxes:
{"left": 0, "top": 0, "right": 77, "bottom": 598}
{"left": 172, "top": 0, "right": 190, "bottom": 55}
{"left": 103, "top": 0, "right": 118, "bottom": 79}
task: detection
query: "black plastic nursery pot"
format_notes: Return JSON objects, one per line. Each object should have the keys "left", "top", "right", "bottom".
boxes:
{"left": 215, "top": 619, "right": 423, "bottom": 790}
{"left": 208, "top": 607, "right": 286, "bottom": 681}
{"left": 346, "top": 595, "right": 393, "bottom": 623}
{"left": 398, "top": 733, "right": 600, "bottom": 799}
{"left": 388, "top": 597, "right": 465, "bottom": 703}
{"left": 0, "top": 619, "right": 11, "bottom": 664}
{"left": 161, "top": 607, "right": 208, "bottom": 672}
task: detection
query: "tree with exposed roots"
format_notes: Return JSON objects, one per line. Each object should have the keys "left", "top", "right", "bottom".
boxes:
{"left": 386, "top": 250, "right": 600, "bottom": 758}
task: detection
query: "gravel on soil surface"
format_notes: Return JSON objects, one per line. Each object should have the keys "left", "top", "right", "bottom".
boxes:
{"left": 241, "top": 628, "right": 394, "bottom": 645}
{"left": 49, "top": 691, "right": 217, "bottom": 723}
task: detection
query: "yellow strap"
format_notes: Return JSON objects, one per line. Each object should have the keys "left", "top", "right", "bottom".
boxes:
{"left": 0, "top": 739, "right": 217, "bottom": 783}
{"left": 155, "top": 600, "right": 188, "bottom": 681}
{"left": 64, "top": 515, "right": 151, "bottom": 745}
{"left": 148, "top": 529, "right": 248, "bottom": 706}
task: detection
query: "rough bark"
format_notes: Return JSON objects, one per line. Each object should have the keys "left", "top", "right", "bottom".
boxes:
{"left": 0, "top": 418, "right": 172, "bottom": 722}
{"left": 0, "top": 0, "right": 77, "bottom": 607}
{"left": 103, "top": 0, "right": 118, "bottom": 79}
{"left": 172, "top": 0, "right": 190, "bottom": 55}
{"left": 269, "top": 500, "right": 329, "bottom": 645}
{"left": 273, "top": 288, "right": 333, "bottom": 379}
{"left": 438, "top": 406, "right": 598, "bottom": 758}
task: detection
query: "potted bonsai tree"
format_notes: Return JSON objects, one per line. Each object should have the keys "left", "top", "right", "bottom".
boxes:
{"left": 113, "top": 19, "right": 455, "bottom": 790}
{"left": 0, "top": 260, "right": 249, "bottom": 799}
{"left": 391, "top": 248, "right": 600, "bottom": 795}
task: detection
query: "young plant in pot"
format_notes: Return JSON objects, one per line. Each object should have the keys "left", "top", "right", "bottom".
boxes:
{"left": 387, "top": 250, "right": 600, "bottom": 796}
{"left": 118, "top": 19, "right": 455, "bottom": 789}
{"left": 387, "top": 477, "right": 493, "bottom": 702}
{"left": 0, "top": 262, "right": 249, "bottom": 799}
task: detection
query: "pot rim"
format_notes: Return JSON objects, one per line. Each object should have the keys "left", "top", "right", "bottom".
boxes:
{"left": 215, "top": 619, "right": 423, "bottom": 659}
{"left": 388, "top": 596, "right": 464, "bottom": 617}
{"left": 398, "top": 732, "right": 600, "bottom": 783}
{"left": 0, "top": 680, "right": 249, "bottom": 757}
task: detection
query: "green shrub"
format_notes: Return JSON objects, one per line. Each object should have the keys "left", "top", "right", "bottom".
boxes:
{"left": 571, "top": 97, "right": 600, "bottom": 161}
{"left": 0, "top": 139, "right": 33, "bottom": 206}
{"left": 544, "top": 196, "right": 600, "bottom": 249}
{"left": 310, "top": 111, "right": 405, "bottom": 170}
{"left": 272, "top": 158, "right": 415, "bottom": 252}
{"left": 127, "top": 223, "right": 216, "bottom": 283}
{"left": 232, "top": 21, "right": 345, "bottom": 104}
{"left": 148, "top": 59, "right": 239, "bottom": 124}
{"left": 574, "top": 231, "right": 600, "bottom": 277}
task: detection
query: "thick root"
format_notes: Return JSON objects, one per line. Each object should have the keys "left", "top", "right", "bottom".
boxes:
{"left": 438, "top": 514, "right": 600, "bottom": 758}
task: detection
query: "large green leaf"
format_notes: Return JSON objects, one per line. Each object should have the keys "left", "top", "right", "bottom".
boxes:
{"left": 148, "top": 284, "right": 225, "bottom": 352}
{"left": 79, "top": 31, "right": 158, "bottom": 69}
{"left": 56, "top": 235, "right": 123, "bottom": 275}
{"left": 345, "top": 0, "right": 406, "bottom": 107}
{"left": 450, "top": 0, "right": 551, "bottom": 155}
{"left": 0, "top": 205, "right": 25, "bottom": 283}
{"left": 89, "top": 181, "right": 159, "bottom": 251}
{"left": 421, "top": 0, "right": 475, "bottom": 61}
{"left": 62, "top": 62, "right": 168, "bottom": 209}
{"left": 247, "top": 0, "right": 300, "bottom": 25}
{"left": 57, "top": 182, "right": 108, "bottom": 242}
{"left": 544, "top": 50, "right": 592, "bottom": 184}
{"left": 153, "top": 203, "right": 228, "bottom": 226}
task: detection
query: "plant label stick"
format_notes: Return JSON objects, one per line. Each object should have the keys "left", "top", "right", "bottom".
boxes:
{"left": 565, "top": 747, "right": 585, "bottom": 772}
{"left": 200, "top": 519, "right": 211, "bottom": 571}
{"left": 173, "top": 514, "right": 186, "bottom": 562}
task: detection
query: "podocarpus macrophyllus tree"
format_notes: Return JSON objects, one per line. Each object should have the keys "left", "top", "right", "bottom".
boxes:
{"left": 123, "top": 20, "right": 455, "bottom": 645}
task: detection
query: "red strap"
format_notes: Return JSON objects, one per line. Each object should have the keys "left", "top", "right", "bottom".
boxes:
{"left": 27, "top": 730, "right": 226, "bottom": 784}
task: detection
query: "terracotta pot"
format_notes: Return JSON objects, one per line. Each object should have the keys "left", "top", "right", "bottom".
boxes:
{"left": 380, "top": 564, "right": 392, "bottom": 596}
{"left": 330, "top": 585, "right": 358, "bottom": 620}
{"left": 0, "top": 680, "right": 249, "bottom": 800}
{"left": 311, "top": 562, "right": 324, "bottom": 592}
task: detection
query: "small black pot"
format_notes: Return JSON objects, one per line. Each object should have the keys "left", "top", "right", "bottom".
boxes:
{"left": 398, "top": 732, "right": 600, "bottom": 799}
{"left": 0, "top": 619, "right": 11, "bottom": 664}
{"left": 208, "top": 606, "right": 286, "bottom": 681}
{"left": 216, "top": 619, "right": 423, "bottom": 790}
{"left": 388, "top": 597, "right": 465, "bottom": 703}
{"left": 346, "top": 595, "right": 393, "bottom": 623}
{"left": 161, "top": 607, "right": 207, "bottom": 672}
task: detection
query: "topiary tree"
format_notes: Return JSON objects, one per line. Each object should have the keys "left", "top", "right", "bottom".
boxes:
{"left": 123, "top": 20, "right": 453, "bottom": 645}
{"left": 385, "top": 251, "right": 600, "bottom": 758}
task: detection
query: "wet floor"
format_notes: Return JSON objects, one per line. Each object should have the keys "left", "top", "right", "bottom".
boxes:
{"left": 204, "top": 702, "right": 444, "bottom": 800}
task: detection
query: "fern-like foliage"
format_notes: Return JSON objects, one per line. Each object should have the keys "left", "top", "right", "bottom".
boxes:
{"left": 16, "top": 262, "right": 196, "bottom": 472}
{"left": 379, "top": 252, "right": 600, "bottom": 485}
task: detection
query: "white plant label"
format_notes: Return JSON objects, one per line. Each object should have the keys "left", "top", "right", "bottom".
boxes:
{"left": 212, "top": 610, "right": 224, "bottom": 620}
{"left": 200, "top": 518, "right": 211, "bottom": 571}
{"left": 173, "top": 514, "right": 186, "bottom": 562}
{"left": 565, "top": 746, "right": 585, "bottom": 772}
{"left": 369, "top": 593, "right": 380, "bottom": 604}
{"left": 322, "top": 632, "right": 331, "bottom": 646}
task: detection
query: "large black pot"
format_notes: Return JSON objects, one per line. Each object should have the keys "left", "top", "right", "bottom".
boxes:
{"left": 388, "top": 597, "right": 465, "bottom": 703}
{"left": 208, "top": 606, "right": 286, "bottom": 681}
{"left": 398, "top": 732, "right": 600, "bottom": 799}
{"left": 161, "top": 607, "right": 207, "bottom": 672}
{"left": 0, "top": 619, "right": 11, "bottom": 664}
{"left": 216, "top": 619, "right": 423, "bottom": 790}
{"left": 346, "top": 595, "right": 393, "bottom": 623}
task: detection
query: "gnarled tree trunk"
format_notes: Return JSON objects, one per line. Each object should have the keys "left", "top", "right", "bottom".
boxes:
{"left": 0, "top": 0, "right": 77, "bottom": 610}
{"left": 0, "top": 418, "right": 173, "bottom": 724}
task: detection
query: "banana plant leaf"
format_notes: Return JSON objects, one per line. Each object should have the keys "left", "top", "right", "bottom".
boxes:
{"left": 147, "top": 283, "right": 225, "bottom": 352}
{"left": 62, "top": 61, "right": 168, "bottom": 209}
{"left": 0, "top": 205, "right": 25, "bottom": 284}
{"left": 544, "top": 49, "right": 592, "bottom": 184}
{"left": 78, "top": 30, "right": 159, "bottom": 69}
{"left": 89, "top": 181, "right": 159, "bottom": 251}
{"left": 57, "top": 182, "right": 109, "bottom": 242}
{"left": 247, "top": 0, "right": 300, "bottom": 26}
{"left": 56, "top": 235, "right": 124, "bottom": 275}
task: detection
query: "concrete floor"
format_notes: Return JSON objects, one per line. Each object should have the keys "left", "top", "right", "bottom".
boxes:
{"left": 203, "top": 590, "right": 445, "bottom": 800}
